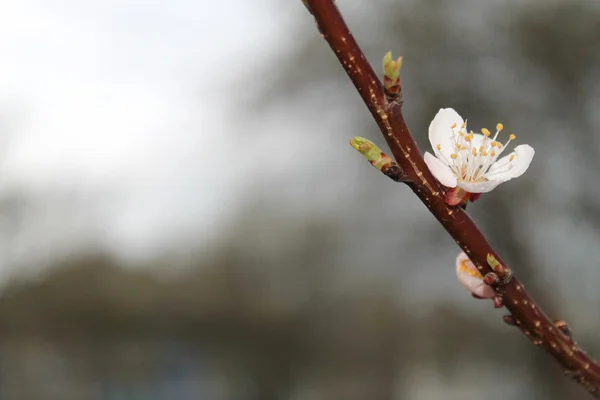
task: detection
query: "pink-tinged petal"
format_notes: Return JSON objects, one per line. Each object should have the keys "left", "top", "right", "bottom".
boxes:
{"left": 455, "top": 252, "right": 495, "bottom": 299}
{"left": 457, "top": 179, "right": 504, "bottom": 193}
{"left": 424, "top": 152, "right": 457, "bottom": 187}
{"left": 428, "top": 108, "right": 463, "bottom": 160}
{"left": 487, "top": 144, "right": 535, "bottom": 181}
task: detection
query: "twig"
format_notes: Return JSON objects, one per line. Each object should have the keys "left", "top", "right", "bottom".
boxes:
{"left": 304, "top": 0, "right": 600, "bottom": 396}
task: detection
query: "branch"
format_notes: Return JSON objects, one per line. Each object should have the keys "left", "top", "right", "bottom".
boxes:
{"left": 304, "top": 0, "right": 600, "bottom": 396}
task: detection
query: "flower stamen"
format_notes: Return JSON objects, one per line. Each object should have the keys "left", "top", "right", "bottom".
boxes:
{"left": 503, "top": 133, "right": 516, "bottom": 149}
{"left": 449, "top": 121, "right": 520, "bottom": 183}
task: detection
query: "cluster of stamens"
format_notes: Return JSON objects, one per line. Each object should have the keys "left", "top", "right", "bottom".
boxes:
{"left": 436, "top": 122, "right": 517, "bottom": 183}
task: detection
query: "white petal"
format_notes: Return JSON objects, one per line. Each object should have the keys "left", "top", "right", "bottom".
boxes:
{"left": 469, "top": 133, "right": 488, "bottom": 149}
{"left": 424, "top": 152, "right": 457, "bottom": 187}
{"left": 487, "top": 144, "right": 535, "bottom": 181}
{"left": 470, "top": 280, "right": 496, "bottom": 299}
{"left": 428, "top": 108, "right": 463, "bottom": 160}
{"left": 455, "top": 252, "right": 495, "bottom": 299}
{"left": 457, "top": 179, "right": 504, "bottom": 193}
{"left": 456, "top": 251, "right": 470, "bottom": 266}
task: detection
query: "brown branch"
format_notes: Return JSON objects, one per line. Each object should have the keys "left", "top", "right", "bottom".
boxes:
{"left": 304, "top": 0, "right": 600, "bottom": 396}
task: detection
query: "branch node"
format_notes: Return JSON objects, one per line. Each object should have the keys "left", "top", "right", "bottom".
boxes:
{"left": 486, "top": 253, "right": 513, "bottom": 285}
{"left": 483, "top": 272, "right": 499, "bottom": 286}
{"left": 383, "top": 163, "right": 405, "bottom": 182}
{"left": 554, "top": 319, "right": 573, "bottom": 338}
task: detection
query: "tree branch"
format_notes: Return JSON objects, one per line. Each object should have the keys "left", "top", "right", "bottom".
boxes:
{"left": 304, "top": 0, "right": 600, "bottom": 396}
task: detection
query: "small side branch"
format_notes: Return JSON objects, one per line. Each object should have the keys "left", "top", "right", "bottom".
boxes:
{"left": 304, "top": 0, "right": 600, "bottom": 396}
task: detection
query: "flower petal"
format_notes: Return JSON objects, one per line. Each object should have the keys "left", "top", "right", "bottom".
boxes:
{"left": 457, "top": 179, "right": 504, "bottom": 193}
{"left": 424, "top": 152, "right": 457, "bottom": 187}
{"left": 455, "top": 252, "right": 495, "bottom": 299}
{"left": 487, "top": 144, "right": 535, "bottom": 181}
{"left": 469, "top": 133, "right": 487, "bottom": 149}
{"left": 428, "top": 108, "right": 463, "bottom": 160}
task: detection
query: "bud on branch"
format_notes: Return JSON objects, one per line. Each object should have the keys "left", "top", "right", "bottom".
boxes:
{"left": 350, "top": 137, "right": 407, "bottom": 182}
{"left": 382, "top": 51, "right": 402, "bottom": 100}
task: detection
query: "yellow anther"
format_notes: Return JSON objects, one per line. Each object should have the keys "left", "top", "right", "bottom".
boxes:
{"left": 459, "top": 130, "right": 465, "bottom": 136}
{"left": 496, "top": 142, "right": 503, "bottom": 149}
{"left": 451, "top": 123, "right": 457, "bottom": 129}
{"left": 461, "top": 145, "right": 468, "bottom": 151}
{"left": 450, "top": 153, "right": 458, "bottom": 159}
{"left": 436, "top": 144, "right": 441, "bottom": 151}
{"left": 510, "top": 154, "right": 516, "bottom": 161}
{"left": 479, "top": 146, "right": 484, "bottom": 152}
{"left": 461, "top": 122, "right": 466, "bottom": 128}
{"left": 472, "top": 148, "right": 477, "bottom": 156}
{"left": 482, "top": 128, "right": 491, "bottom": 137}
{"left": 509, "top": 134, "right": 516, "bottom": 140}
{"left": 482, "top": 151, "right": 488, "bottom": 157}
{"left": 491, "top": 151, "right": 496, "bottom": 157}
{"left": 496, "top": 123, "right": 504, "bottom": 131}
{"left": 490, "top": 142, "right": 497, "bottom": 148}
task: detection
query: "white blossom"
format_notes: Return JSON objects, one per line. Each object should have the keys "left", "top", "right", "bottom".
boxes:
{"left": 424, "top": 108, "right": 534, "bottom": 193}
{"left": 455, "top": 252, "right": 495, "bottom": 299}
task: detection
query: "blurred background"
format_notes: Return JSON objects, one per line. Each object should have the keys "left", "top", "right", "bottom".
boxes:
{"left": 0, "top": 0, "right": 599, "bottom": 398}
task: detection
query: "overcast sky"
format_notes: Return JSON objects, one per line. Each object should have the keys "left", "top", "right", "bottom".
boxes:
{"left": 0, "top": 1, "right": 295, "bottom": 275}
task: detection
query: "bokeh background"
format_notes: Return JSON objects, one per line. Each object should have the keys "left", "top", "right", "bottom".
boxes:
{"left": 0, "top": 0, "right": 599, "bottom": 399}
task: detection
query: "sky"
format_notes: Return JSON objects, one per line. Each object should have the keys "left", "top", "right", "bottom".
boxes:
{"left": 0, "top": 0, "right": 291, "bottom": 275}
